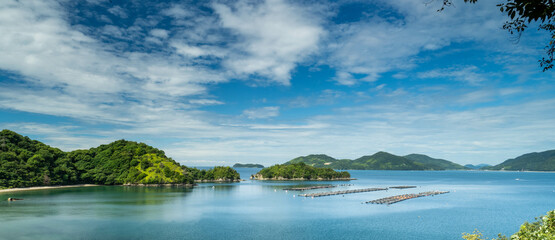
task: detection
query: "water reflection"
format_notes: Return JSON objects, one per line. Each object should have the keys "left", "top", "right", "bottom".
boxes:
{"left": 0, "top": 171, "right": 553, "bottom": 240}
{"left": 0, "top": 186, "right": 195, "bottom": 220}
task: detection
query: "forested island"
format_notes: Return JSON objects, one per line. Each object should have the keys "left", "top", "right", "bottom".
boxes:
{"left": 0, "top": 130, "right": 239, "bottom": 189}
{"left": 233, "top": 163, "right": 264, "bottom": 168}
{"left": 251, "top": 162, "right": 351, "bottom": 180}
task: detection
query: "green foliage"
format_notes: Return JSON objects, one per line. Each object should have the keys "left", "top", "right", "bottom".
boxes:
{"left": 485, "top": 150, "right": 555, "bottom": 171}
{"left": 512, "top": 210, "right": 555, "bottom": 240}
{"left": 0, "top": 129, "right": 242, "bottom": 189}
{"left": 232, "top": 163, "right": 264, "bottom": 168}
{"left": 497, "top": 0, "right": 555, "bottom": 71}
{"left": 182, "top": 166, "right": 240, "bottom": 181}
{"left": 255, "top": 162, "right": 350, "bottom": 180}
{"left": 0, "top": 129, "right": 65, "bottom": 188}
{"left": 462, "top": 210, "right": 554, "bottom": 240}
{"left": 286, "top": 154, "right": 339, "bottom": 167}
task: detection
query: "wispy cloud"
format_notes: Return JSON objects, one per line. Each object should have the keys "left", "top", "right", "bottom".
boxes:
{"left": 242, "top": 106, "right": 280, "bottom": 119}
{"left": 326, "top": 0, "right": 507, "bottom": 85}
{"left": 418, "top": 66, "right": 487, "bottom": 85}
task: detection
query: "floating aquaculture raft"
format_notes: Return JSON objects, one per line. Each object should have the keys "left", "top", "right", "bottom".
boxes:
{"left": 364, "top": 191, "right": 449, "bottom": 205}
{"left": 389, "top": 186, "right": 416, "bottom": 189}
{"left": 299, "top": 187, "right": 388, "bottom": 198}
{"left": 283, "top": 185, "right": 336, "bottom": 191}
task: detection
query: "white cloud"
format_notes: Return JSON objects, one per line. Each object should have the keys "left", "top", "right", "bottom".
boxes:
{"left": 150, "top": 29, "right": 169, "bottom": 39}
{"left": 107, "top": 6, "right": 128, "bottom": 19}
{"left": 170, "top": 41, "right": 225, "bottom": 58}
{"left": 213, "top": 0, "right": 325, "bottom": 85}
{"left": 162, "top": 4, "right": 193, "bottom": 19}
{"left": 242, "top": 106, "right": 280, "bottom": 119}
{"left": 189, "top": 99, "right": 224, "bottom": 105}
{"left": 0, "top": 0, "right": 226, "bottom": 129}
{"left": 0, "top": 0, "right": 553, "bottom": 168}
{"left": 327, "top": 0, "right": 508, "bottom": 85}
{"left": 418, "top": 65, "right": 487, "bottom": 85}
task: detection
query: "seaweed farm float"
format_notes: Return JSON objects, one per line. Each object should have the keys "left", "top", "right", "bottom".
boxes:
{"left": 283, "top": 185, "right": 336, "bottom": 191}
{"left": 299, "top": 187, "right": 389, "bottom": 198}
{"left": 364, "top": 191, "right": 450, "bottom": 205}
{"left": 296, "top": 185, "right": 418, "bottom": 198}
{"left": 389, "top": 186, "right": 416, "bottom": 189}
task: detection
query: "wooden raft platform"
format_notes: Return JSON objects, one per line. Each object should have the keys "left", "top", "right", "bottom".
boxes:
{"left": 364, "top": 191, "right": 449, "bottom": 205}
{"left": 299, "top": 187, "right": 388, "bottom": 198}
{"left": 283, "top": 185, "right": 336, "bottom": 191}
{"left": 389, "top": 186, "right": 416, "bottom": 189}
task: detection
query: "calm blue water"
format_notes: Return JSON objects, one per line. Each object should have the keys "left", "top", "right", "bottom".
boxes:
{"left": 0, "top": 169, "right": 553, "bottom": 240}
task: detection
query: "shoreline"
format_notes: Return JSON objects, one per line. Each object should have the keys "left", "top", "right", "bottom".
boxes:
{"left": 0, "top": 184, "right": 100, "bottom": 194}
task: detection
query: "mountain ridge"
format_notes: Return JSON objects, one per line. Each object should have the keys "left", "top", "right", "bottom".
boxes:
{"left": 285, "top": 152, "right": 463, "bottom": 170}
{"left": 485, "top": 150, "right": 555, "bottom": 171}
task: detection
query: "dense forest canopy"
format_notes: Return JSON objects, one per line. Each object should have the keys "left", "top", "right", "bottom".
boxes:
{"left": 0, "top": 129, "right": 240, "bottom": 189}
{"left": 253, "top": 162, "right": 351, "bottom": 180}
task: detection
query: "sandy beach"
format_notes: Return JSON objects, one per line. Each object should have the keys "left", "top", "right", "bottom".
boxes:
{"left": 0, "top": 184, "right": 99, "bottom": 194}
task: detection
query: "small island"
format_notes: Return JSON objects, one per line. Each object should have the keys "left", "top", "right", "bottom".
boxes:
{"left": 251, "top": 163, "right": 351, "bottom": 180}
{"left": 233, "top": 163, "right": 264, "bottom": 168}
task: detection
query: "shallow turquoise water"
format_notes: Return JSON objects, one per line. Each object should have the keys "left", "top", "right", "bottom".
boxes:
{"left": 0, "top": 169, "right": 553, "bottom": 240}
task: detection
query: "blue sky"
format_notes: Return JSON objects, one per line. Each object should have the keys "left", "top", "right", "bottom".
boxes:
{"left": 0, "top": 0, "right": 554, "bottom": 166}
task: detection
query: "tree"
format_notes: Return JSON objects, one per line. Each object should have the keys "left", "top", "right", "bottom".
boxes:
{"left": 441, "top": 0, "right": 555, "bottom": 71}
{"left": 461, "top": 210, "right": 554, "bottom": 239}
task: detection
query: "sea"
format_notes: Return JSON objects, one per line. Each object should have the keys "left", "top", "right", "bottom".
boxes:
{"left": 0, "top": 169, "right": 553, "bottom": 240}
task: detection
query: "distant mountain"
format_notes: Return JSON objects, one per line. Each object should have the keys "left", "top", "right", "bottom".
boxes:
{"left": 352, "top": 152, "right": 427, "bottom": 170}
{"left": 485, "top": 150, "right": 555, "bottom": 171}
{"left": 404, "top": 154, "right": 467, "bottom": 170}
{"left": 233, "top": 163, "right": 264, "bottom": 168}
{"left": 284, "top": 152, "right": 451, "bottom": 170}
{"left": 464, "top": 164, "right": 491, "bottom": 170}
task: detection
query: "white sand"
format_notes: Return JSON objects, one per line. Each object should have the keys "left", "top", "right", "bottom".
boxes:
{"left": 0, "top": 184, "right": 99, "bottom": 193}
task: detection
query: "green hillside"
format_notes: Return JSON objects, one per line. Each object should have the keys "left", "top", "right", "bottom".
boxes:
{"left": 485, "top": 150, "right": 555, "bottom": 171}
{"left": 285, "top": 152, "right": 435, "bottom": 170}
{"left": 0, "top": 129, "right": 239, "bottom": 189}
{"left": 285, "top": 154, "right": 338, "bottom": 167}
{"left": 404, "top": 154, "right": 467, "bottom": 170}
{"left": 252, "top": 162, "right": 350, "bottom": 180}
{"left": 352, "top": 152, "right": 427, "bottom": 170}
